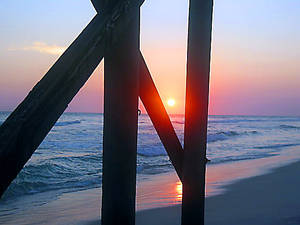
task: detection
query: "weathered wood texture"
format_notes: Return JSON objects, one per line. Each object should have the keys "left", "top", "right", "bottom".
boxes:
{"left": 181, "top": 0, "right": 214, "bottom": 225}
{"left": 92, "top": 0, "right": 115, "bottom": 13}
{"left": 101, "top": 0, "right": 140, "bottom": 224}
{"left": 0, "top": 0, "right": 145, "bottom": 198}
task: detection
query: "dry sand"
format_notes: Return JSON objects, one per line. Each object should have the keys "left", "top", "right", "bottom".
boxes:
{"left": 136, "top": 161, "right": 300, "bottom": 225}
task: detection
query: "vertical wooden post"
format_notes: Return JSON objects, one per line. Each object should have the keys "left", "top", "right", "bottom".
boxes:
{"left": 181, "top": 0, "right": 213, "bottom": 225}
{"left": 92, "top": 0, "right": 184, "bottom": 181}
{"left": 101, "top": 1, "right": 140, "bottom": 225}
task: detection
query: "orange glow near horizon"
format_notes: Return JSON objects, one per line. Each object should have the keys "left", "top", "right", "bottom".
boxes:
{"left": 167, "top": 98, "right": 176, "bottom": 107}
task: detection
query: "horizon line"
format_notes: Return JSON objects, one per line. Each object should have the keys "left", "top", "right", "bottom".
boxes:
{"left": 0, "top": 111, "right": 299, "bottom": 117}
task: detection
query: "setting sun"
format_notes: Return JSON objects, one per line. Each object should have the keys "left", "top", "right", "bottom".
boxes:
{"left": 167, "top": 99, "right": 175, "bottom": 107}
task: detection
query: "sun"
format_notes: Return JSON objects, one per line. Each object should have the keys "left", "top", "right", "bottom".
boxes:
{"left": 167, "top": 98, "right": 175, "bottom": 107}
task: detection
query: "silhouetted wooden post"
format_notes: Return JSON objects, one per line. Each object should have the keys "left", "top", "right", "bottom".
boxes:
{"left": 101, "top": 0, "right": 140, "bottom": 224}
{"left": 181, "top": 0, "right": 214, "bottom": 225}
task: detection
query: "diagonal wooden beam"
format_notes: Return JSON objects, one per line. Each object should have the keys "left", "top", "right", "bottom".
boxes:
{"left": 0, "top": 0, "right": 145, "bottom": 198}
{"left": 139, "top": 54, "right": 183, "bottom": 180}
{"left": 92, "top": 0, "right": 115, "bottom": 13}
{"left": 91, "top": 0, "right": 104, "bottom": 12}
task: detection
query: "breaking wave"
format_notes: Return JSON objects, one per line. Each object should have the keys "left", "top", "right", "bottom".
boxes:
{"left": 279, "top": 124, "right": 300, "bottom": 130}
{"left": 55, "top": 120, "right": 81, "bottom": 126}
{"left": 207, "top": 130, "right": 258, "bottom": 143}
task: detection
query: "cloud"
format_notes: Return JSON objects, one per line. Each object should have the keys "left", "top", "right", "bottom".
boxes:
{"left": 9, "top": 42, "right": 66, "bottom": 55}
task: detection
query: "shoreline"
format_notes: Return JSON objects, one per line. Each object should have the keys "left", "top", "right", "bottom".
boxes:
{"left": 136, "top": 159, "right": 300, "bottom": 225}
{"left": 1, "top": 146, "right": 300, "bottom": 224}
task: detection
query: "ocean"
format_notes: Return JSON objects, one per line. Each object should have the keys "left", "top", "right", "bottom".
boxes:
{"left": 0, "top": 112, "right": 300, "bottom": 220}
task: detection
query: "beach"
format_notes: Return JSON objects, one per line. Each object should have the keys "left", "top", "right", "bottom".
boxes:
{"left": 1, "top": 146, "right": 300, "bottom": 225}
{"left": 0, "top": 113, "right": 300, "bottom": 224}
{"left": 136, "top": 160, "right": 300, "bottom": 225}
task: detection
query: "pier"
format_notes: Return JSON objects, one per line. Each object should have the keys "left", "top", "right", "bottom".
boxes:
{"left": 0, "top": 0, "right": 213, "bottom": 224}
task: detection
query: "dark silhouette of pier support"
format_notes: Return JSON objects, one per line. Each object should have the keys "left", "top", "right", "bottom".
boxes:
{"left": 181, "top": 0, "right": 214, "bottom": 225}
{"left": 95, "top": 1, "right": 183, "bottom": 224}
{"left": 100, "top": 0, "right": 140, "bottom": 224}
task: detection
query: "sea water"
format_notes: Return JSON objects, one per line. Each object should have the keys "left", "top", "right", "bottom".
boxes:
{"left": 0, "top": 112, "right": 300, "bottom": 209}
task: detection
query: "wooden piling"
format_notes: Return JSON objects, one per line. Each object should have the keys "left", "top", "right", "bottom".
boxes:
{"left": 181, "top": 0, "right": 214, "bottom": 225}
{"left": 100, "top": 0, "right": 140, "bottom": 224}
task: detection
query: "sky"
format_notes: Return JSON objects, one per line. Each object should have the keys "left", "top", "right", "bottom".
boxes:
{"left": 0, "top": 0, "right": 299, "bottom": 116}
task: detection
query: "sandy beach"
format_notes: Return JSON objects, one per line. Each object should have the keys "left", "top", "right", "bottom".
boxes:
{"left": 136, "top": 160, "right": 300, "bottom": 225}
{"left": 1, "top": 148, "right": 300, "bottom": 225}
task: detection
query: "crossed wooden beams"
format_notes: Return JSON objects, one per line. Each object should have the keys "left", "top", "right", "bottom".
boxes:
{"left": 0, "top": 0, "right": 213, "bottom": 225}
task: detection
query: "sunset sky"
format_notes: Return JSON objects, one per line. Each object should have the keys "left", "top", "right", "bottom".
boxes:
{"left": 0, "top": 0, "right": 299, "bottom": 115}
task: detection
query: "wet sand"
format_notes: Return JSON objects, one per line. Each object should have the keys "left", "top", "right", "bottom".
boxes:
{"left": 136, "top": 161, "right": 300, "bottom": 225}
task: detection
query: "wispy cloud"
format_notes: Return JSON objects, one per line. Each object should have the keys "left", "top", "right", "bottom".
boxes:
{"left": 9, "top": 42, "right": 66, "bottom": 55}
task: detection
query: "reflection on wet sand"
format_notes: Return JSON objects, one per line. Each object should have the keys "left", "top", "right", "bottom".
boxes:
{"left": 137, "top": 147, "right": 300, "bottom": 211}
